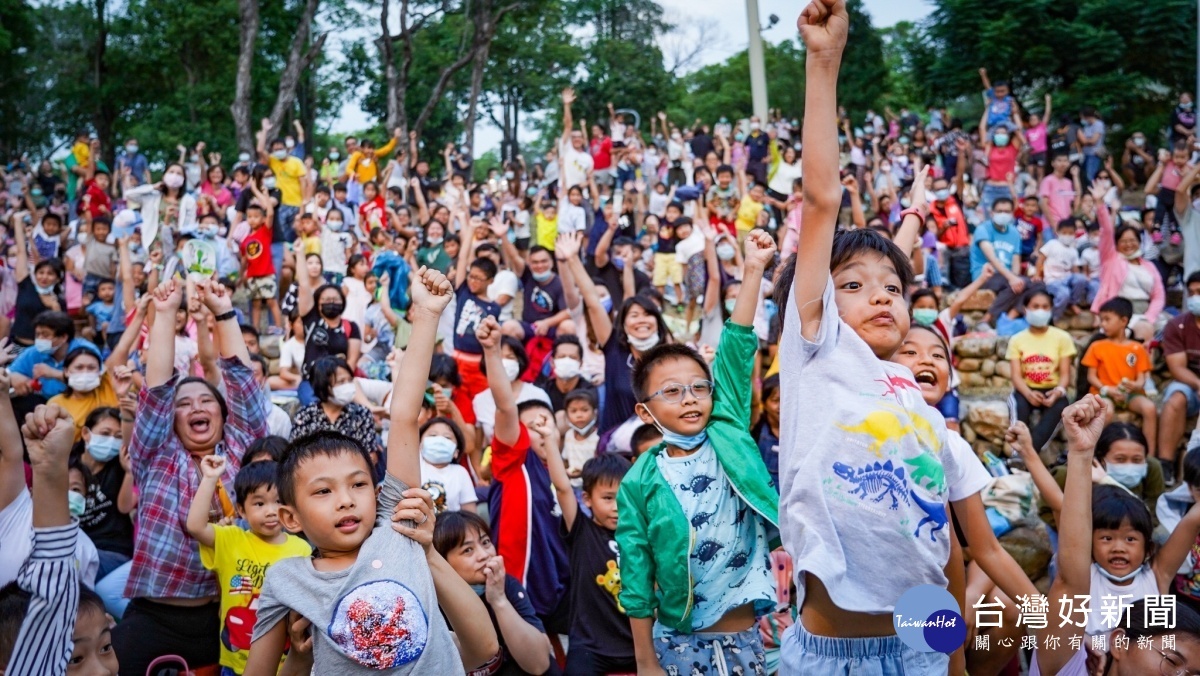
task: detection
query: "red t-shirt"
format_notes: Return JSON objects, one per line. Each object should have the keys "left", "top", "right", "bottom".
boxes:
{"left": 241, "top": 225, "right": 274, "bottom": 278}
{"left": 590, "top": 136, "right": 613, "bottom": 171}
{"left": 81, "top": 180, "right": 112, "bottom": 218}
{"left": 358, "top": 196, "right": 386, "bottom": 238}
{"left": 987, "top": 145, "right": 1019, "bottom": 183}
{"left": 931, "top": 198, "right": 969, "bottom": 249}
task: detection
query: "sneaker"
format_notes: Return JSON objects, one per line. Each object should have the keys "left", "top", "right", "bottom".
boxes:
{"left": 1172, "top": 232, "right": 1183, "bottom": 246}
{"left": 1153, "top": 230, "right": 1164, "bottom": 244}
{"left": 1144, "top": 379, "right": 1158, "bottom": 397}
{"left": 267, "top": 326, "right": 285, "bottom": 336}
{"left": 1162, "top": 462, "right": 1177, "bottom": 487}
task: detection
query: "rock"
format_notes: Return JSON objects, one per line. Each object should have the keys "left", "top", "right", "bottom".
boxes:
{"left": 1113, "top": 410, "right": 1142, "bottom": 426}
{"left": 999, "top": 525, "right": 1053, "bottom": 582}
{"left": 990, "top": 376, "right": 1011, "bottom": 388}
{"left": 957, "top": 335, "right": 998, "bottom": 359}
{"left": 981, "top": 359, "right": 996, "bottom": 377}
{"left": 961, "top": 422, "right": 977, "bottom": 444}
{"left": 960, "top": 289, "right": 996, "bottom": 312}
{"left": 966, "top": 400, "right": 1010, "bottom": 441}
{"left": 960, "top": 372, "right": 988, "bottom": 389}
{"left": 995, "top": 336, "right": 1009, "bottom": 357}
{"left": 974, "top": 439, "right": 998, "bottom": 457}
{"left": 957, "top": 358, "right": 982, "bottom": 372}
{"left": 1071, "top": 312, "right": 1097, "bottom": 331}
{"left": 995, "top": 360, "right": 1012, "bottom": 380}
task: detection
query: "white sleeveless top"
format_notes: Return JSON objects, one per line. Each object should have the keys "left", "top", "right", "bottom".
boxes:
{"left": 1086, "top": 563, "right": 1158, "bottom": 637}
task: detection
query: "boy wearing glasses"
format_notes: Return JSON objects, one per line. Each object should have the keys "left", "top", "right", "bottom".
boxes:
{"left": 616, "top": 230, "right": 780, "bottom": 675}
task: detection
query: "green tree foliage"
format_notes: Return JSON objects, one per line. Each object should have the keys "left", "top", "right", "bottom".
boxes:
{"left": 677, "top": 41, "right": 807, "bottom": 124}
{"left": 912, "top": 0, "right": 1196, "bottom": 140}
{"left": 833, "top": 0, "right": 889, "bottom": 119}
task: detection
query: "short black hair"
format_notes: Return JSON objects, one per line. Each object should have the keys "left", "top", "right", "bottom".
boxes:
{"left": 0, "top": 582, "right": 105, "bottom": 666}
{"left": 278, "top": 430, "right": 375, "bottom": 506}
{"left": 1092, "top": 484, "right": 1153, "bottom": 545}
{"left": 581, "top": 453, "right": 631, "bottom": 493}
{"left": 1122, "top": 597, "right": 1200, "bottom": 642}
{"left": 246, "top": 203, "right": 265, "bottom": 215}
{"left": 631, "top": 343, "right": 712, "bottom": 402}
{"left": 235, "top": 460, "right": 280, "bottom": 505}
{"left": 1187, "top": 271, "right": 1200, "bottom": 289}
{"left": 829, "top": 228, "right": 915, "bottom": 292}
{"left": 631, "top": 423, "right": 663, "bottom": 455}
{"left": 1097, "top": 297, "right": 1133, "bottom": 321}
{"left": 666, "top": 200, "right": 684, "bottom": 214}
{"left": 33, "top": 310, "right": 74, "bottom": 340}
{"left": 240, "top": 323, "right": 260, "bottom": 340}
{"left": 615, "top": 296, "right": 668, "bottom": 354}
{"left": 716, "top": 164, "right": 734, "bottom": 177}
{"left": 245, "top": 435, "right": 289, "bottom": 464}
{"left": 470, "top": 257, "right": 498, "bottom": 280}
{"left": 552, "top": 334, "right": 583, "bottom": 358}
{"left": 1184, "top": 447, "right": 1200, "bottom": 489}
{"left": 1095, "top": 422, "right": 1146, "bottom": 463}
{"left": 42, "top": 212, "right": 63, "bottom": 229}
{"left": 564, "top": 388, "right": 597, "bottom": 411}
{"left": 248, "top": 352, "right": 270, "bottom": 377}
{"left": 910, "top": 288, "right": 938, "bottom": 310}
{"left": 428, "top": 353, "right": 461, "bottom": 387}
{"left": 991, "top": 196, "right": 1014, "bottom": 211}
{"left": 310, "top": 356, "right": 352, "bottom": 403}
{"left": 1056, "top": 217, "right": 1076, "bottom": 231}
{"left": 1022, "top": 287, "right": 1053, "bottom": 308}
{"left": 517, "top": 399, "right": 554, "bottom": 420}
{"left": 432, "top": 510, "right": 491, "bottom": 559}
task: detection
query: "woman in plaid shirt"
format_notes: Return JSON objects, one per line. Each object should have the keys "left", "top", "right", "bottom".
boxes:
{"left": 109, "top": 277, "right": 268, "bottom": 674}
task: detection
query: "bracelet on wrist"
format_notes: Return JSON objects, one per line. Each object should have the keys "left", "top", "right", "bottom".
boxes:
{"left": 213, "top": 310, "right": 237, "bottom": 323}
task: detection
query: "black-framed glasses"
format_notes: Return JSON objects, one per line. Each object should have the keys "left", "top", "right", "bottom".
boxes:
{"left": 642, "top": 380, "right": 714, "bottom": 404}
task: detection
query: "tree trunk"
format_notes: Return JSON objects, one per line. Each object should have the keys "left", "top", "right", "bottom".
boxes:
{"left": 231, "top": 0, "right": 260, "bottom": 155}
{"left": 264, "top": 0, "right": 326, "bottom": 142}
{"left": 380, "top": 0, "right": 408, "bottom": 135}
{"left": 92, "top": 0, "right": 115, "bottom": 165}
{"left": 463, "top": 30, "right": 489, "bottom": 153}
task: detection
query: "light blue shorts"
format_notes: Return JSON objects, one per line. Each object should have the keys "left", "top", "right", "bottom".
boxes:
{"left": 654, "top": 626, "right": 766, "bottom": 676}
{"left": 1164, "top": 380, "right": 1200, "bottom": 418}
{"left": 780, "top": 621, "right": 950, "bottom": 675}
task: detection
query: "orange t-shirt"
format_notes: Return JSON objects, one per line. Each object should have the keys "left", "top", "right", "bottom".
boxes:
{"left": 1081, "top": 338, "right": 1150, "bottom": 393}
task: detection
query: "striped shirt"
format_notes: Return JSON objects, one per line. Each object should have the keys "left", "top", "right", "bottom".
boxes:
{"left": 5, "top": 524, "right": 80, "bottom": 676}
{"left": 125, "top": 357, "right": 268, "bottom": 600}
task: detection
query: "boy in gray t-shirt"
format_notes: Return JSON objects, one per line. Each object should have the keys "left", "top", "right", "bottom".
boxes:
{"left": 246, "top": 267, "right": 496, "bottom": 674}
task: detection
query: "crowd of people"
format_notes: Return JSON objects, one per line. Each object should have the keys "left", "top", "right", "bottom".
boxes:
{"left": 7, "top": 0, "right": 1200, "bottom": 674}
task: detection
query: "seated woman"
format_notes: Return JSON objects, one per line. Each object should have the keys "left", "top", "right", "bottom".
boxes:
{"left": 433, "top": 510, "right": 553, "bottom": 675}
{"left": 291, "top": 355, "right": 384, "bottom": 477}
{"left": 1089, "top": 182, "right": 1165, "bottom": 341}
{"left": 1006, "top": 288, "right": 1077, "bottom": 452}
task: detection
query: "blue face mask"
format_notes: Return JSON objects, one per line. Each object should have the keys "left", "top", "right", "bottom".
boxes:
{"left": 1187, "top": 295, "right": 1200, "bottom": 316}
{"left": 1105, "top": 462, "right": 1148, "bottom": 488}
{"left": 420, "top": 435, "right": 458, "bottom": 465}
{"left": 470, "top": 583, "right": 486, "bottom": 595}
{"left": 87, "top": 435, "right": 122, "bottom": 463}
{"left": 1093, "top": 561, "right": 1145, "bottom": 584}
{"left": 600, "top": 296, "right": 613, "bottom": 314}
{"left": 642, "top": 406, "right": 708, "bottom": 451}
{"left": 612, "top": 257, "right": 625, "bottom": 271}
{"left": 531, "top": 269, "right": 553, "bottom": 283}
{"left": 912, "top": 308, "right": 939, "bottom": 327}
{"left": 724, "top": 299, "right": 736, "bottom": 314}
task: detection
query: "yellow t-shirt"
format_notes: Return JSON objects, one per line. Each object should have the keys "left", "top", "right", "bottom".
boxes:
{"left": 346, "top": 137, "right": 397, "bottom": 184}
{"left": 736, "top": 195, "right": 764, "bottom": 232}
{"left": 72, "top": 141, "right": 91, "bottom": 168}
{"left": 1004, "top": 327, "right": 1077, "bottom": 390}
{"left": 298, "top": 234, "right": 322, "bottom": 256}
{"left": 267, "top": 155, "right": 307, "bottom": 207}
{"left": 200, "top": 525, "right": 312, "bottom": 673}
{"left": 536, "top": 213, "right": 559, "bottom": 251}
{"left": 48, "top": 374, "right": 119, "bottom": 442}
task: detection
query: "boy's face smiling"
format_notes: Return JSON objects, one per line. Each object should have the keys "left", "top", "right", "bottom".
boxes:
{"left": 238, "top": 484, "right": 285, "bottom": 542}
{"left": 67, "top": 605, "right": 119, "bottom": 675}
{"left": 833, "top": 251, "right": 909, "bottom": 359}
{"left": 583, "top": 479, "right": 620, "bottom": 531}
{"left": 279, "top": 450, "right": 378, "bottom": 560}
{"left": 635, "top": 356, "right": 713, "bottom": 443}
{"left": 892, "top": 328, "right": 950, "bottom": 407}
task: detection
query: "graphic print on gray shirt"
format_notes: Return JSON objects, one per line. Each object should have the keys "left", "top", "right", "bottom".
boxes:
{"left": 252, "top": 474, "right": 463, "bottom": 673}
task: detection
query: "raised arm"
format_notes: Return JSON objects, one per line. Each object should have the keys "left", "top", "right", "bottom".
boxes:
{"left": 560, "top": 88, "right": 576, "bottom": 149}
{"left": 491, "top": 217, "right": 525, "bottom": 277}
{"left": 0, "top": 343, "right": 22, "bottom": 511}
{"left": 186, "top": 454, "right": 226, "bottom": 548}
{"left": 195, "top": 278, "right": 251, "bottom": 368}
{"left": 478, "top": 316, "right": 520, "bottom": 446}
{"left": 794, "top": 0, "right": 849, "bottom": 341}
{"left": 389, "top": 268, "right": 453, "bottom": 488}
{"left": 11, "top": 212, "right": 29, "bottom": 283}
{"left": 146, "top": 279, "right": 182, "bottom": 388}
{"left": 1175, "top": 163, "right": 1200, "bottom": 222}
{"left": 558, "top": 233, "right": 612, "bottom": 345}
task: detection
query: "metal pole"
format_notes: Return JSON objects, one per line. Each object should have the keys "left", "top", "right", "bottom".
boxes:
{"left": 746, "top": 0, "right": 769, "bottom": 120}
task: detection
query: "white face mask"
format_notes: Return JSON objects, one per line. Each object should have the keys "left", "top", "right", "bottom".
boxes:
{"left": 263, "top": 177, "right": 277, "bottom": 189}
{"left": 331, "top": 383, "right": 356, "bottom": 406}
{"left": 553, "top": 358, "right": 582, "bottom": 380}
{"left": 502, "top": 358, "right": 521, "bottom": 382}
{"left": 34, "top": 338, "right": 55, "bottom": 354}
{"left": 238, "top": 152, "right": 251, "bottom": 163}
{"left": 271, "top": 150, "right": 288, "bottom": 160}
{"left": 1058, "top": 234, "right": 1075, "bottom": 247}
{"left": 163, "top": 173, "right": 185, "bottom": 189}
{"left": 627, "top": 332, "right": 660, "bottom": 352}
{"left": 68, "top": 372, "right": 102, "bottom": 393}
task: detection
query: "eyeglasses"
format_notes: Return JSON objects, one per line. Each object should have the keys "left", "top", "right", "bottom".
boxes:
{"left": 1159, "top": 648, "right": 1199, "bottom": 676}
{"left": 643, "top": 380, "right": 714, "bottom": 404}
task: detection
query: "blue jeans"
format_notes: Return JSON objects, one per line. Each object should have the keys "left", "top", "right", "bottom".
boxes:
{"left": 1046, "top": 274, "right": 1090, "bottom": 319}
{"left": 781, "top": 621, "right": 949, "bottom": 675}
{"left": 1084, "top": 154, "right": 1103, "bottom": 184}
{"left": 298, "top": 378, "right": 316, "bottom": 406}
{"left": 96, "top": 548, "right": 130, "bottom": 580}
{"left": 1163, "top": 381, "right": 1200, "bottom": 417}
{"left": 276, "top": 204, "right": 300, "bottom": 241}
{"left": 980, "top": 182, "right": 1012, "bottom": 216}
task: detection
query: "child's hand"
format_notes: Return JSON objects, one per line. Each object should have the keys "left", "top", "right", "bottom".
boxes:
{"left": 112, "top": 365, "right": 134, "bottom": 399}
{"left": 286, "top": 611, "right": 314, "bottom": 659}
{"left": 482, "top": 555, "right": 508, "bottom": 606}
{"left": 151, "top": 278, "right": 183, "bottom": 313}
{"left": 199, "top": 454, "right": 226, "bottom": 480}
{"left": 194, "top": 278, "right": 234, "bottom": 316}
{"left": 0, "top": 338, "right": 16, "bottom": 368}
{"left": 391, "top": 488, "right": 436, "bottom": 552}
{"left": 743, "top": 229, "right": 777, "bottom": 271}
{"left": 488, "top": 216, "right": 509, "bottom": 238}
{"left": 697, "top": 344, "right": 716, "bottom": 365}
{"left": 1005, "top": 421, "right": 1035, "bottom": 458}
{"left": 797, "top": 0, "right": 848, "bottom": 59}
{"left": 433, "top": 389, "right": 456, "bottom": 417}
{"left": 1063, "top": 394, "right": 1106, "bottom": 457}
{"left": 476, "top": 316, "right": 502, "bottom": 352}
{"left": 22, "top": 404, "right": 76, "bottom": 470}
{"left": 909, "top": 164, "right": 931, "bottom": 215}
{"left": 409, "top": 266, "right": 453, "bottom": 319}
{"left": 527, "top": 413, "right": 557, "bottom": 447}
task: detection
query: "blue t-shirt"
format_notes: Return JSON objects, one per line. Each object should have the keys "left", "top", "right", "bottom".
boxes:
{"left": 653, "top": 441, "right": 775, "bottom": 631}
{"left": 452, "top": 284, "right": 500, "bottom": 354}
{"left": 11, "top": 339, "right": 102, "bottom": 398}
{"left": 986, "top": 90, "right": 1015, "bottom": 129}
{"left": 116, "top": 153, "right": 149, "bottom": 185}
{"left": 86, "top": 301, "right": 116, "bottom": 331}
{"left": 970, "top": 220, "right": 1021, "bottom": 279}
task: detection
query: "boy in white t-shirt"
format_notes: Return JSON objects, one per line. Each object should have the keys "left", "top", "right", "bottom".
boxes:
{"left": 776, "top": 2, "right": 964, "bottom": 673}
{"left": 1037, "top": 218, "right": 1090, "bottom": 320}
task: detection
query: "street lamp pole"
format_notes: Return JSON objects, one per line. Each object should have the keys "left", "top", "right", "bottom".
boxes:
{"left": 746, "top": 0, "right": 769, "bottom": 121}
